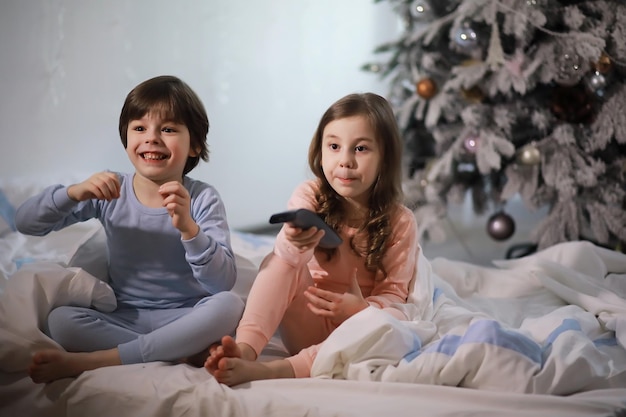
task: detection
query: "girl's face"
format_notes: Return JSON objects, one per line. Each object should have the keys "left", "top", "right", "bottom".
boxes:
{"left": 321, "top": 115, "right": 381, "bottom": 208}
{"left": 125, "top": 111, "right": 196, "bottom": 184}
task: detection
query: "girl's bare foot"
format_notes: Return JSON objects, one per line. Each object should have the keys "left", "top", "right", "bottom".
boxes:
{"left": 205, "top": 335, "right": 239, "bottom": 373}
{"left": 204, "top": 335, "right": 294, "bottom": 386}
{"left": 28, "top": 348, "right": 121, "bottom": 383}
{"left": 212, "top": 357, "right": 295, "bottom": 386}
{"left": 204, "top": 335, "right": 254, "bottom": 373}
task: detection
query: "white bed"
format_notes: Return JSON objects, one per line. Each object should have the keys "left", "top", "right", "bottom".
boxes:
{"left": 1, "top": 178, "right": 626, "bottom": 417}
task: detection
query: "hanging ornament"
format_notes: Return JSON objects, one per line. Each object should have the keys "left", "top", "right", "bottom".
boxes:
{"left": 550, "top": 84, "right": 596, "bottom": 124}
{"left": 554, "top": 49, "right": 587, "bottom": 86}
{"left": 416, "top": 77, "right": 438, "bottom": 99}
{"left": 453, "top": 21, "right": 479, "bottom": 51}
{"left": 593, "top": 52, "right": 613, "bottom": 75}
{"left": 462, "top": 133, "right": 480, "bottom": 154}
{"left": 516, "top": 144, "right": 541, "bottom": 165}
{"left": 409, "top": 1, "right": 434, "bottom": 21}
{"left": 486, "top": 212, "right": 516, "bottom": 241}
{"left": 585, "top": 70, "right": 608, "bottom": 98}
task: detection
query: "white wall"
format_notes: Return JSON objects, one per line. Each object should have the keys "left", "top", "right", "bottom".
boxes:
{"left": 0, "top": 0, "right": 399, "bottom": 230}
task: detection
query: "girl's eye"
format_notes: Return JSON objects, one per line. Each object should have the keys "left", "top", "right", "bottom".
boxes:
{"left": 133, "top": 126, "right": 145, "bottom": 132}
{"left": 329, "top": 143, "right": 339, "bottom": 150}
{"left": 356, "top": 145, "right": 367, "bottom": 152}
{"left": 162, "top": 127, "right": 174, "bottom": 133}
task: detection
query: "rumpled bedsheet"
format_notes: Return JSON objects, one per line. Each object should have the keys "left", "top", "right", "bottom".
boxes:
{"left": 0, "top": 262, "right": 116, "bottom": 373}
{"left": 311, "top": 241, "right": 626, "bottom": 394}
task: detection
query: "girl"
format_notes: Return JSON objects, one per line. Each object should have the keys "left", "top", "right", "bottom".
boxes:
{"left": 205, "top": 92, "right": 419, "bottom": 386}
{"left": 16, "top": 75, "right": 244, "bottom": 383}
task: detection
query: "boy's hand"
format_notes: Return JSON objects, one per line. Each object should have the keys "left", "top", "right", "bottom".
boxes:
{"left": 283, "top": 222, "right": 325, "bottom": 251}
{"left": 158, "top": 181, "right": 199, "bottom": 239}
{"left": 67, "top": 172, "right": 121, "bottom": 202}
{"left": 304, "top": 269, "right": 368, "bottom": 325}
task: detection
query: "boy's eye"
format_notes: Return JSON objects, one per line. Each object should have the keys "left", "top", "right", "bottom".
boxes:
{"left": 133, "top": 126, "right": 145, "bottom": 132}
{"left": 162, "top": 127, "right": 174, "bottom": 133}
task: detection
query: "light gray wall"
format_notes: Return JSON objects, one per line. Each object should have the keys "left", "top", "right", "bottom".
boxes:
{"left": 0, "top": 0, "right": 399, "bottom": 230}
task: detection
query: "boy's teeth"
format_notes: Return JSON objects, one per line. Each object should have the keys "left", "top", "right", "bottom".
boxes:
{"left": 143, "top": 153, "right": 165, "bottom": 160}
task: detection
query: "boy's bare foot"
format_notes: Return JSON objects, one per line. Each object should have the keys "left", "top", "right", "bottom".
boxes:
{"left": 28, "top": 348, "right": 121, "bottom": 383}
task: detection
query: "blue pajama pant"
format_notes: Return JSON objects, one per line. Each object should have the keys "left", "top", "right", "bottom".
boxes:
{"left": 46, "top": 291, "right": 244, "bottom": 364}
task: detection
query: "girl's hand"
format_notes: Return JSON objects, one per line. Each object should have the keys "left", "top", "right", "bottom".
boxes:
{"left": 158, "top": 181, "right": 199, "bottom": 239}
{"left": 304, "top": 269, "right": 368, "bottom": 325}
{"left": 283, "top": 222, "right": 325, "bottom": 251}
{"left": 67, "top": 172, "right": 121, "bottom": 202}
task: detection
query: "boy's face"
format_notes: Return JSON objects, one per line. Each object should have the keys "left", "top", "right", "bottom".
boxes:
{"left": 125, "top": 111, "right": 196, "bottom": 184}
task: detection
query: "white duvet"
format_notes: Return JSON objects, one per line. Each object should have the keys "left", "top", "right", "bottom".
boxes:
{"left": 312, "top": 241, "right": 626, "bottom": 394}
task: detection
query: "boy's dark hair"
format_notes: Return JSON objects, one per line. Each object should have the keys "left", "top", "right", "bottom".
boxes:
{"left": 118, "top": 75, "right": 209, "bottom": 175}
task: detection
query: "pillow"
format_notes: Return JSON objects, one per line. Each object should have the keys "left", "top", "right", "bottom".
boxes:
{"left": 0, "top": 220, "right": 103, "bottom": 291}
{"left": 0, "top": 189, "right": 17, "bottom": 237}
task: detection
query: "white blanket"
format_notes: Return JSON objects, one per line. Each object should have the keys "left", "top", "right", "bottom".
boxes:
{"left": 311, "top": 241, "right": 626, "bottom": 394}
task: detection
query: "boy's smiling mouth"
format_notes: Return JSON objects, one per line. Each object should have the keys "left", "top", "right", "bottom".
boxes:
{"left": 141, "top": 152, "right": 169, "bottom": 161}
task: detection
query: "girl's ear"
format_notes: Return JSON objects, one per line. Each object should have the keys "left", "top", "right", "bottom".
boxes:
{"left": 189, "top": 146, "right": 201, "bottom": 157}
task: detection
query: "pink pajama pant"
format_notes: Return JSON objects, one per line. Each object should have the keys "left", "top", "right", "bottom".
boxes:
{"left": 235, "top": 252, "right": 337, "bottom": 378}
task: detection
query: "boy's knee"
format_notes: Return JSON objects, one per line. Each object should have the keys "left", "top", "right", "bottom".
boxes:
{"left": 220, "top": 291, "right": 245, "bottom": 315}
{"left": 47, "top": 306, "right": 79, "bottom": 344}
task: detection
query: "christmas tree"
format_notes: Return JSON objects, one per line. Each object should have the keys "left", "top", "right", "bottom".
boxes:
{"left": 364, "top": 0, "right": 626, "bottom": 252}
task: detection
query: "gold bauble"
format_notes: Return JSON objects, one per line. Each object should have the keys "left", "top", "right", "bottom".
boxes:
{"left": 416, "top": 78, "right": 438, "bottom": 99}
{"left": 516, "top": 145, "right": 541, "bottom": 165}
{"left": 594, "top": 52, "right": 613, "bottom": 74}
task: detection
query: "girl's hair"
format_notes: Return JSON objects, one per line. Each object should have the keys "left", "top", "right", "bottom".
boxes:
{"left": 118, "top": 75, "right": 210, "bottom": 175}
{"left": 308, "top": 93, "right": 404, "bottom": 277}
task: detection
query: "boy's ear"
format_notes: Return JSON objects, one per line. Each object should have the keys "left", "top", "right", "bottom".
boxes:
{"left": 189, "top": 146, "right": 201, "bottom": 157}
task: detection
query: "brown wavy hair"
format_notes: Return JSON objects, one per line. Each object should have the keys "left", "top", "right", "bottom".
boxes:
{"left": 308, "top": 93, "right": 404, "bottom": 277}
{"left": 118, "top": 75, "right": 209, "bottom": 175}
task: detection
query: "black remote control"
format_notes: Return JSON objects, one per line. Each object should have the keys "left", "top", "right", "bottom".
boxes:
{"left": 269, "top": 208, "right": 343, "bottom": 249}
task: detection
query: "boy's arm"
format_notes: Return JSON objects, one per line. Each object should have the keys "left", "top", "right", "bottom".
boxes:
{"left": 181, "top": 184, "right": 237, "bottom": 294}
{"left": 15, "top": 185, "right": 90, "bottom": 236}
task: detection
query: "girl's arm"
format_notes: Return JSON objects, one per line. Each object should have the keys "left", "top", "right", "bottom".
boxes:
{"left": 272, "top": 181, "right": 320, "bottom": 267}
{"left": 365, "top": 206, "right": 419, "bottom": 320}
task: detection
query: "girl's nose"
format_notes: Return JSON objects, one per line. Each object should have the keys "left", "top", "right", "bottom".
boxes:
{"left": 339, "top": 156, "right": 354, "bottom": 168}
